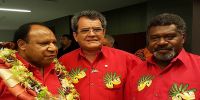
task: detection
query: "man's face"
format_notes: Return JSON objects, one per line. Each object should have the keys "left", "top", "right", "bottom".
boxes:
{"left": 73, "top": 17, "right": 105, "bottom": 51}
{"left": 101, "top": 38, "right": 113, "bottom": 47}
{"left": 148, "top": 24, "right": 185, "bottom": 61}
{"left": 60, "top": 37, "right": 70, "bottom": 46}
{"left": 22, "top": 25, "right": 58, "bottom": 67}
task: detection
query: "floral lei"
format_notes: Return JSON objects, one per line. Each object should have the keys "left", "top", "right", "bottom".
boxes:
{"left": 0, "top": 48, "right": 79, "bottom": 100}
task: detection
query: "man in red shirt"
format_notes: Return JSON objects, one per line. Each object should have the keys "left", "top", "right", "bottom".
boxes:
{"left": 125, "top": 13, "right": 200, "bottom": 100}
{"left": 59, "top": 10, "right": 142, "bottom": 100}
{"left": 0, "top": 23, "right": 78, "bottom": 99}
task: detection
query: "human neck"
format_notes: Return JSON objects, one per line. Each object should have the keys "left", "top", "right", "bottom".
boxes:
{"left": 82, "top": 49, "right": 100, "bottom": 63}
{"left": 18, "top": 52, "right": 45, "bottom": 76}
{"left": 39, "top": 67, "right": 44, "bottom": 77}
{"left": 153, "top": 58, "right": 171, "bottom": 69}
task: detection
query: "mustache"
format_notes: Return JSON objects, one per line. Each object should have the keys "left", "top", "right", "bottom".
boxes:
{"left": 153, "top": 46, "right": 173, "bottom": 51}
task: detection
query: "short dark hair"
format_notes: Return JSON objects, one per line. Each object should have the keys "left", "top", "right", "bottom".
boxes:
{"left": 147, "top": 13, "right": 186, "bottom": 34}
{"left": 13, "top": 22, "right": 48, "bottom": 48}
{"left": 71, "top": 10, "right": 107, "bottom": 32}
{"left": 61, "top": 34, "right": 71, "bottom": 40}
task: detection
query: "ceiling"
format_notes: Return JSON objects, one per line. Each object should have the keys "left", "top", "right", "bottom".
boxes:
{"left": 0, "top": 0, "right": 147, "bottom": 30}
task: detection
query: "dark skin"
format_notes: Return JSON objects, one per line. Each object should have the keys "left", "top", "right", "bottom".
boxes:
{"left": 17, "top": 25, "right": 58, "bottom": 74}
{"left": 16, "top": 25, "right": 58, "bottom": 99}
{"left": 0, "top": 25, "right": 58, "bottom": 100}
{"left": 147, "top": 24, "right": 185, "bottom": 69}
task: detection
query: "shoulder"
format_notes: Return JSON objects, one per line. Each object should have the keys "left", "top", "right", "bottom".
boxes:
{"left": 186, "top": 52, "right": 200, "bottom": 66}
{"left": 58, "top": 48, "right": 80, "bottom": 65}
{"left": 102, "top": 46, "right": 137, "bottom": 57}
{"left": 183, "top": 51, "right": 200, "bottom": 61}
{"left": 102, "top": 46, "right": 143, "bottom": 68}
{"left": 109, "top": 46, "right": 141, "bottom": 58}
{"left": 187, "top": 52, "right": 200, "bottom": 59}
{"left": 104, "top": 47, "right": 142, "bottom": 61}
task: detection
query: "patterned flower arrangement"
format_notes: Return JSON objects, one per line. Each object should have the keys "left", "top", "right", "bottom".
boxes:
{"left": 69, "top": 67, "right": 87, "bottom": 84}
{"left": 169, "top": 83, "right": 196, "bottom": 100}
{"left": 54, "top": 59, "right": 80, "bottom": 100}
{"left": 0, "top": 48, "right": 79, "bottom": 100}
{"left": 137, "top": 75, "right": 154, "bottom": 91}
{"left": 104, "top": 72, "right": 121, "bottom": 89}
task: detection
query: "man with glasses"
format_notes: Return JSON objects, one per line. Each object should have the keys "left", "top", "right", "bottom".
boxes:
{"left": 125, "top": 13, "right": 200, "bottom": 100}
{"left": 59, "top": 10, "right": 142, "bottom": 100}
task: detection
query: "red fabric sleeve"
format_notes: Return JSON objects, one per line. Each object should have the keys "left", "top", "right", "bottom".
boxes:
{"left": 0, "top": 59, "right": 4, "bottom": 64}
{"left": 0, "top": 78, "right": 6, "bottom": 97}
{"left": 0, "top": 59, "right": 7, "bottom": 96}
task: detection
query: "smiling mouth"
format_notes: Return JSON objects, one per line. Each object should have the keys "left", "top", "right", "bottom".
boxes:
{"left": 87, "top": 40, "right": 100, "bottom": 43}
{"left": 87, "top": 39, "right": 98, "bottom": 41}
{"left": 157, "top": 49, "right": 170, "bottom": 52}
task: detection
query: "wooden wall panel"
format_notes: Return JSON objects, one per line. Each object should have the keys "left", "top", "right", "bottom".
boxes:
{"left": 113, "top": 32, "right": 146, "bottom": 54}
{"left": 192, "top": 0, "right": 200, "bottom": 55}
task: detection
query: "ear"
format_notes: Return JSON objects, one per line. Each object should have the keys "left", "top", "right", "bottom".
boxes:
{"left": 102, "top": 29, "right": 106, "bottom": 36}
{"left": 181, "top": 33, "right": 185, "bottom": 44}
{"left": 73, "top": 32, "right": 78, "bottom": 42}
{"left": 17, "top": 39, "right": 27, "bottom": 50}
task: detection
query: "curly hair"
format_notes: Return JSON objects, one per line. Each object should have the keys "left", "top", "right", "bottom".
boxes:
{"left": 147, "top": 13, "right": 186, "bottom": 34}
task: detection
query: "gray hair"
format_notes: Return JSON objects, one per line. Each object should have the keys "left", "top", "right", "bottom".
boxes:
{"left": 104, "top": 34, "right": 115, "bottom": 45}
{"left": 71, "top": 10, "right": 107, "bottom": 32}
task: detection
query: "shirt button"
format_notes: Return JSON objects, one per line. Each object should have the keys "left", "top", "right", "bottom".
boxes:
{"left": 154, "top": 93, "right": 158, "bottom": 97}
{"left": 90, "top": 83, "right": 94, "bottom": 86}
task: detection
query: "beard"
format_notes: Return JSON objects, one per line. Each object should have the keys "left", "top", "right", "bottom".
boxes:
{"left": 153, "top": 47, "right": 176, "bottom": 61}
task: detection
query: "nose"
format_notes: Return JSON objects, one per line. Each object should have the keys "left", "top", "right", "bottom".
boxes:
{"left": 87, "top": 29, "right": 96, "bottom": 36}
{"left": 48, "top": 43, "right": 58, "bottom": 52}
{"left": 157, "top": 38, "right": 168, "bottom": 45}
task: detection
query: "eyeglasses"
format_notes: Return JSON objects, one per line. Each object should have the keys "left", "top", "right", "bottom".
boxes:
{"left": 78, "top": 28, "right": 104, "bottom": 34}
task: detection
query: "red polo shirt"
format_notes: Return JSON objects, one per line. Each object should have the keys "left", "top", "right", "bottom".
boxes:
{"left": 0, "top": 52, "right": 61, "bottom": 100}
{"left": 125, "top": 49, "right": 200, "bottom": 100}
{"left": 59, "top": 46, "right": 141, "bottom": 100}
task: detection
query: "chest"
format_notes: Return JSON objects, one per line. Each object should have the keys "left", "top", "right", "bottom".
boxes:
{"left": 132, "top": 63, "right": 200, "bottom": 100}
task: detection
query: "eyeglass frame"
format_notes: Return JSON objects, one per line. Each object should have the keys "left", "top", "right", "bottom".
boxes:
{"left": 77, "top": 27, "right": 104, "bottom": 34}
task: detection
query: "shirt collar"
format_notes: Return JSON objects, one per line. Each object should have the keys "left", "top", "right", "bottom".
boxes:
{"left": 77, "top": 46, "right": 106, "bottom": 60}
{"left": 15, "top": 52, "right": 33, "bottom": 69}
{"left": 171, "top": 49, "right": 188, "bottom": 66}
{"left": 101, "top": 46, "right": 108, "bottom": 58}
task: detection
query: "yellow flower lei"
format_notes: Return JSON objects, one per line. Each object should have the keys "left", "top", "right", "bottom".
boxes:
{"left": 0, "top": 48, "right": 79, "bottom": 100}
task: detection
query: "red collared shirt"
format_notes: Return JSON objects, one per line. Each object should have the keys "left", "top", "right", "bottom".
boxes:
{"left": 125, "top": 49, "right": 200, "bottom": 100}
{"left": 59, "top": 46, "right": 141, "bottom": 100}
{"left": 0, "top": 52, "right": 61, "bottom": 100}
